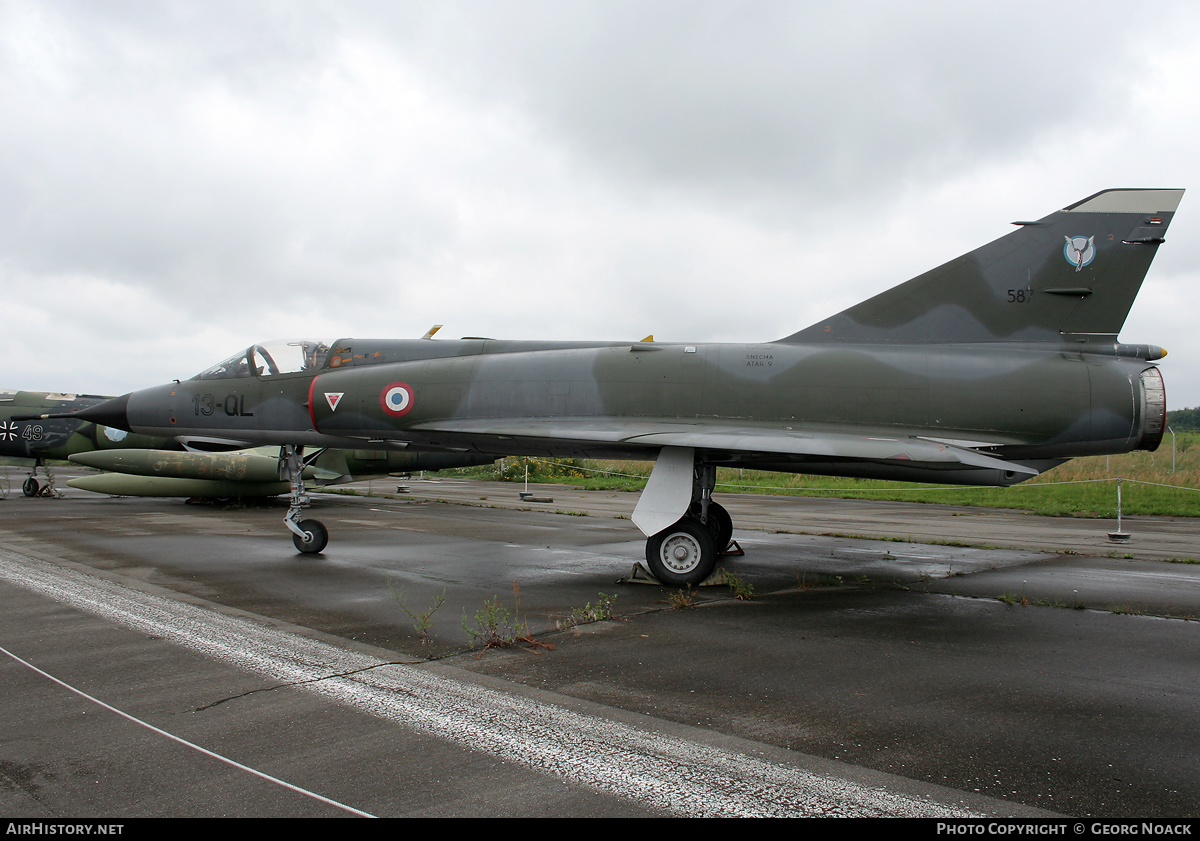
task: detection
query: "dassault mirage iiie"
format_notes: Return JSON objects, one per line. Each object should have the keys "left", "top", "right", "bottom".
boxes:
{"left": 58, "top": 188, "right": 1182, "bottom": 585}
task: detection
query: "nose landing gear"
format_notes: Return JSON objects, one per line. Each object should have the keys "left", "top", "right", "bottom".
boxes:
{"left": 280, "top": 445, "right": 328, "bottom": 554}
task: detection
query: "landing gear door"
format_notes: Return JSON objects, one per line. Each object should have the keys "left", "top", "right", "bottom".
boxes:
{"left": 632, "top": 446, "right": 695, "bottom": 537}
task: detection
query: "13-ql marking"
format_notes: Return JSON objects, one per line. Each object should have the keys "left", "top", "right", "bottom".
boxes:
{"left": 193, "top": 393, "right": 255, "bottom": 417}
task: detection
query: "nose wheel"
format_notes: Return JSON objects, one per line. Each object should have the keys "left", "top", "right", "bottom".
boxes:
{"left": 291, "top": 518, "right": 329, "bottom": 554}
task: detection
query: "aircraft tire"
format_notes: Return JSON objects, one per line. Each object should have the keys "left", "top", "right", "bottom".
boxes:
{"left": 705, "top": 502, "right": 734, "bottom": 552}
{"left": 292, "top": 519, "right": 329, "bottom": 554}
{"left": 686, "top": 501, "right": 734, "bottom": 553}
{"left": 22, "top": 477, "right": 39, "bottom": 497}
{"left": 646, "top": 519, "right": 717, "bottom": 586}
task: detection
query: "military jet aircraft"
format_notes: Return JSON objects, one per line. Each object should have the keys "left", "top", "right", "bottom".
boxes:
{"left": 0, "top": 389, "right": 178, "bottom": 496}
{"left": 51, "top": 188, "right": 1182, "bottom": 585}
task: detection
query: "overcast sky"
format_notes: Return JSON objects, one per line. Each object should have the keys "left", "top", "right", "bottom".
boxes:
{"left": 4, "top": 1, "right": 1200, "bottom": 408}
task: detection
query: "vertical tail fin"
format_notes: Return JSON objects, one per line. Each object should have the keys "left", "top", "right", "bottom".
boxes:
{"left": 779, "top": 188, "right": 1184, "bottom": 346}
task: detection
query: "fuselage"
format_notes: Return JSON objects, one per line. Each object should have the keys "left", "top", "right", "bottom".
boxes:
{"left": 119, "top": 337, "right": 1164, "bottom": 481}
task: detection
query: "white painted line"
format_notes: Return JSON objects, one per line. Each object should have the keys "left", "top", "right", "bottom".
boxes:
{"left": 0, "top": 644, "right": 376, "bottom": 817}
{"left": 0, "top": 548, "right": 975, "bottom": 818}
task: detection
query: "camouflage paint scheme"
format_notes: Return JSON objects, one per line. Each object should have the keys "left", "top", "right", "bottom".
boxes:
{"left": 1, "top": 390, "right": 180, "bottom": 495}
{"left": 0, "top": 390, "right": 174, "bottom": 461}
{"left": 66, "top": 189, "right": 1183, "bottom": 583}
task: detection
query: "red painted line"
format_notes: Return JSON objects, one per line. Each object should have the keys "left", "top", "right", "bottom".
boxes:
{"left": 308, "top": 376, "right": 320, "bottom": 432}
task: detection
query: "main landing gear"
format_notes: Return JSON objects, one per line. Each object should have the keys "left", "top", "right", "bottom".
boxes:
{"left": 280, "top": 444, "right": 329, "bottom": 554}
{"left": 637, "top": 452, "right": 739, "bottom": 586}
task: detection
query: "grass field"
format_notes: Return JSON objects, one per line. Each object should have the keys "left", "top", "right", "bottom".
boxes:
{"left": 444, "top": 431, "right": 1200, "bottom": 518}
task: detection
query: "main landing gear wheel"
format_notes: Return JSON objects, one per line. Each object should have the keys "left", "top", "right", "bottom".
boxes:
{"left": 705, "top": 501, "right": 733, "bottom": 551}
{"left": 686, "top": 500, "right": 733, "bottom": 552}
{"left": 22, "top": 477, "right": 40, "bottom": 497}
{"left": 292, "top": 519, "right": 329, "bottom": 554}
{"left": 646, "top": 519, "right": 718, "bottom": 586}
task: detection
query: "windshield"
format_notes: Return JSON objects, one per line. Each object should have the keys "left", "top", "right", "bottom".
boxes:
{"left": 194, "top": 339, "right": 332, "bottom": 380}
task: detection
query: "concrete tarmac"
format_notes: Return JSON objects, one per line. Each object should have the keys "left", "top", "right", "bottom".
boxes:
{"left": 1, "top": 469, "right": 1198, "bottom": 817}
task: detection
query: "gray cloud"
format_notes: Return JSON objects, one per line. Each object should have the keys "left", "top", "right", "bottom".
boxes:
{"left": 353, "top": 3, "right": 1159, "bottom": 205}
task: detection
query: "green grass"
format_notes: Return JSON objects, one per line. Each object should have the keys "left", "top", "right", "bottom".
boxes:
{"left": 441, "top": 433, "right": 1200, "bottom": 518}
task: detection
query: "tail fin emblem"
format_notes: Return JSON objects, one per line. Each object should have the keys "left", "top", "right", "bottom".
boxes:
{"left": 1064, "top": 235, "right": 1096, "bottom": 272}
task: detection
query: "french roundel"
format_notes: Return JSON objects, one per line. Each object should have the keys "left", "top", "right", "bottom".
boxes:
{"left": 380, "top": 382, "right": 415, "bottom": 417}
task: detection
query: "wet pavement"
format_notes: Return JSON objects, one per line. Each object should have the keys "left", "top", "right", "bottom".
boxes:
{"left": 1, "top": 470, "right": 1198, "bottom": 817}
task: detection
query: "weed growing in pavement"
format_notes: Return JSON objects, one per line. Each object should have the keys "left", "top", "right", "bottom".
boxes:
{"left": 796, "top": 572, "right": 847, "bottom": 590}
{"left": 1107, "top": 604, "right": 1142, "bottom": 615}
{"left": 462, "top": 581, "right": 553, "bottom": 654}
{"left": 389, "top": 582, "right": 446, "bottom": 646}
{"left": 723, "top": 570, "right": 754, "bottom": 600}
{"left": 558, "top": 592, "right": 619, "bottom": 630}
{"left": 665, "top": 587, "right": 698, "bottom": 609}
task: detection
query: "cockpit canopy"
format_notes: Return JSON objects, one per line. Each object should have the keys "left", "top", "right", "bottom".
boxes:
{"left": 194, "top": 339, "right": 332, "bottom": 380}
